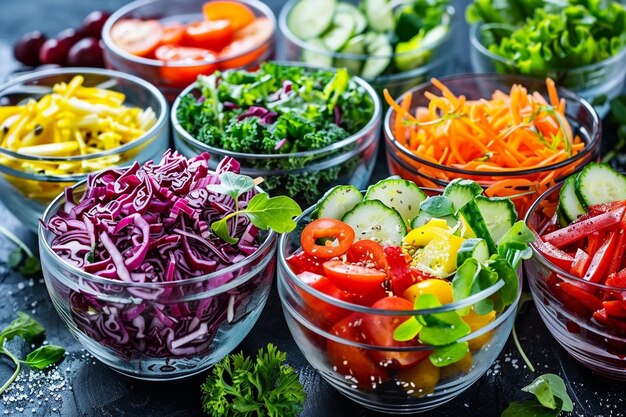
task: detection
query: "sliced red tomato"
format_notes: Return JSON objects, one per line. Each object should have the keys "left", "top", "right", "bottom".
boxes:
{"left": 202, "top": 1, "right": 255, "bottom": 30}
{"left": 323, "top": 260, "right": 386, "bottom": 294}
{"left": 543, "top": 207, "right": 625, "bottom": 248}
{"left": 185, "top": 20, "right": 233, "bottom": 50}
{"left": 156, "top": 45, "right": 218, "bottom": 88}
{"left": 347, "top": 240, "right": 388, "bottom": 271}
{"left": 219, "top": 17, "right": 273, "bottom": 69}
{"left": 110, "top": 19, "right": 164, "bottom": 57}
{"left": 349, "top": 285, "right": 389, "bottom": 307}
{"left": 297, "top": 271, "right": 351, "bottom": 324}
{"left": 361, "top": 297, "right": 431, "bottom": 369}
{"left": 301, "top": 219, "right": 355, "bottom": 259}
{"left": 533, "top": 239, "right": 575, "bottom": 271}
{"left": 286, "top": 251, "right": 325, "bottom": 275}
{"left": 326, "top": 314, "right": 388, "bottom": 388}
{"left": 570, "top": 248, "right": 591, "bottom": 278}
{"left": 584, "top": 232, "right": 618, "bottom": 283}
{"left": 162, "top": 23, "right": 186, "bottom": 45}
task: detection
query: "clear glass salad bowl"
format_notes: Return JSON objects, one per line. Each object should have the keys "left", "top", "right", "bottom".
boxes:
{"left": 277, "top": 206, "right": 522, "bottom": 414}
{"left": 525, "top": 183, "right": 626, "bottom": 380}
{"left": 102, "top": 0, "right": 277, "bottom": 102}
{"left": 278, "top": 0, "right": 456, "bottom": 100}
{"left": 384, "top": 74, "right": 601, "bottom": 218}
{"left": 39, "top": 180, "right": 277, "bottom": 380}
{"left": 171, "top": 65, "right": 382, "bottom": 207}
{"left": 0, "top": 68, "right": 168, "bottom": 232}
{"left": 469, "top": 23, "right": 626, "bottom": 118}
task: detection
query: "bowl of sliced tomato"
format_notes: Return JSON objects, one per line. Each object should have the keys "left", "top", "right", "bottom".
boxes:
{"left": 525, "top": 163, "right": 626, "bottom": 380}
{"left": 102, "top": 0, "right": 276, "bottom": 101}
{"left": 384, "top": 74, "right": 601, "bottom": 218}
{"left": 278, "top": 176, "right": 530, "bottom": 413}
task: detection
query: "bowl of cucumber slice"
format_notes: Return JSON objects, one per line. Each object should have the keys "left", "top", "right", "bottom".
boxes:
{"left": 279, "top": 0, "right": 456, "bottom": 98}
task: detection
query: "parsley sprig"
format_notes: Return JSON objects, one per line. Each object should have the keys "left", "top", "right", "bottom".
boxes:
{"left": 201, "top": 343, "right": 306, "bottom": 417}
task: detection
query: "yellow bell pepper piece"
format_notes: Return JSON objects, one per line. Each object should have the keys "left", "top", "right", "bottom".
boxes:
{"left": 19, "top": 142, "right": 80, "bottom": 157}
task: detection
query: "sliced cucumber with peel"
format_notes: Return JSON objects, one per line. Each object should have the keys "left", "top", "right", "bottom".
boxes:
{"left": 574, "top": 163, "right": 626, "bottom": 209}
{"left": 335, "top": 35, "right": 366, "bottom": 74}
{"left": 363, "top": 0, "right": 394, "bottom": 32}
{"left": 457, "top": 238, "right": 490, "bottom": 267}
{"left": 301, "top": 38, "right": 333, "bottom": 68}
{"left": 323, "top": 13, "right": 356, "bottom": 51}
{"left": 364, "top": 178, "right": 427, "bottom": 225}
{"left": 288, "top": 0, "right": 336, "bottom": 40}
{"left": 342, "top": 200, "right": 407, "bottom": 246}
{"left": 361, "top": 33, "right": 392, "bottom": 79}
{"left": 337, "top": 2, "right": 367, "bottom": 34}
{"left": 474, "top": 196, "right": 517, "bottom": 245}
{"left": 310, "top": 185, "right": 363, "bottom": 220}
{"left": 444, "top": 178, "right": 484, "bottom": 212}
{"left": 411, "top": 211, "right": 458, "bottom": 229}
{"left": 558, "top": 175, "right": 585, "bottom": 223}
{"left": 394, "top": 25, "right": 447, "bottom": 71}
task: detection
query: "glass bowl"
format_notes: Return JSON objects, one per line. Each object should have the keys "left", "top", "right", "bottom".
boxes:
{"left": 525, "top": 183, "right": 626, "bottom": 380}
{"left": 469, "top": 23, "right": 626, "bottom": 118}
{"left": 171, "top": 64, "right": 382, "bottom": 207}
{"left": 39, "top": 179, "right": 277, "bottom": 380}
{"left": 384, "top": 74, "right": 601, "bottom": 218}
{"left": 0, "top": 68, "right": 168, "bottom": 232}
{"left": 277, "top": 206, "right": 522, "bottom": 414}
{"left": 102, "top": 0, "right": 277, "bottom": 102}
{"left": 278, "top": 0, "right": 456, "bottom": 99}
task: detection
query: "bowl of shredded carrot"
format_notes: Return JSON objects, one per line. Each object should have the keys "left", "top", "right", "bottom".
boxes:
{"left": 383, "top": 74, "right": 601, "bottom": 216}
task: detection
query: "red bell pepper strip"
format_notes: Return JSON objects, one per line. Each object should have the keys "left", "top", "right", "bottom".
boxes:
{"left": 533, "top": 239, "right": 575, "bottom": 271}
{"left": 593, "top": 308, "right": 626, "bottom": 333}
{"left": 585, "top": 231, "right": 604, "bottom": 257}
{"left": 603, "top": 300, "right": 626, "bottom": 318}
{"left": 543, "top": 207, "right": 625, "bottom": 248}
{"left": 570, "top": 248, "right": 591, "bottom": 278}
{"left": 583, "top": 232, "right": 618, "bottom": 283}
{"left": 608, "top": 230, "right": 626, "bottom": 277}
{"left": 606, "top": 268, "right": 626, "bottom": 288}
{"left": 558, "top": 282, "right": 603, "bottom": 311}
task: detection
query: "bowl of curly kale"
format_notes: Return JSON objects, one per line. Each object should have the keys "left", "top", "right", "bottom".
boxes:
{"left": 172, "top": 61, "right": 382, "bottom": 205}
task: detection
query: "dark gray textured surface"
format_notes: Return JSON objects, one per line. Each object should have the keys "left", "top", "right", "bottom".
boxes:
{"left": 0, "top": 0, "right": 625, "bottom": 416}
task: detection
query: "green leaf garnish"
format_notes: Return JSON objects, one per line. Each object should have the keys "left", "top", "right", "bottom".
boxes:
{"left": 503, "top": 374, "right": 573, "bottom": 416}
{"left": 0, "top": 312, "right": 45, "bottom": 345}
{"left": 23, "top": 345, "right": 65, "bottom": 370}
{"left": 206, "top": 172, "right": 255, "bottom": 203}
{"left": 429, "top": 341, "right": 469, "bottom": 367}
{"left": 393, "top": 317, "right": 423, "bottom": 342}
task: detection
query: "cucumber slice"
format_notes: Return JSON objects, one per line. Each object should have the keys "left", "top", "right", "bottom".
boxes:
{"left": 474, "top": 195, "right": 517, "bottom": 244}
{"left": 310, "top": 185, "right": 363, "bottom": 220}
{"left": 364, "top": 178, "right": 427, "bottom": 225}
{"left": 443, "top": 178, "right": 484, "bottom": 212}
{"left": 458, "top": 200, "right": 497, "bottom": 254}
{"left": 558, "top": 175, "right": 585, "bottom": 223}
{"left": 336, "top": 3, "right": 367, "bottom": 34}
{"left": 361, "top": 33, "right": 392, "bottom": 79}
{"left": 411, "top": 211, "right": 458, "bottom": 229}
{"left": 335, "top": 35, "right": 365, "bottom": 74}
{"left": 301, "top": 38, "right": 333, "bottom": 68}
{"left": 342, "top": 200, "right": 407, "bottom": 245}
{"left": 575, "top": 163, "right": 626, "bottom": 209}
{"left": 288, "top": 0, "right": 337, "bottom": 40}
{"left": 394, "top": 26, "right": 446, "bottom": 71}
{"left": 323, "top": 13, "right": 355, "bottom": 51}
{"left": 457, "top": 238, "right": 490, "bottom": 267}
{"left": 363, "top": 0, "right": 394, "bottom": 32}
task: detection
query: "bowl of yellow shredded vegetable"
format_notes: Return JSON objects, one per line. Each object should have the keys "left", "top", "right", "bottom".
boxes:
{"left": 0, "top": 68, "right": 168, "bottom": 231}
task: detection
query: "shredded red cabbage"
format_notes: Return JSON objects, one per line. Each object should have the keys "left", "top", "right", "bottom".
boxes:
{"left": 45, "top": 151, "right": 273, "bottom": 360}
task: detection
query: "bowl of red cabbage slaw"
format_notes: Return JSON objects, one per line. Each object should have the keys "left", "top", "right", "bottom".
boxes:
{"left": 38, "top": 151, "right": 279, "bottom": 380}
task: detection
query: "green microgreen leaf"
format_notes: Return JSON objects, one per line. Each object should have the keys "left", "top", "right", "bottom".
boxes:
{"left": 522, "top": 374, "right": 573, "bottom": 412}
{"left": 393, "top": 317, "right": 423, "bottom": 342}
{"left": 501, "top": 400, "right": 561, "bottom": 417}
{"left": 452, "top": 257, "right": 481, "bottom": 315}
{"left": 419, "top": 196, "right": 455, "bottom": 218}
{"left": 429, "top": 341, "right": 469, "bottom": 367}
{"left": 206, "top": 172, "right": 255, "bottom": 202}
{"left": 23, "top": 345, "right": 65, "bottom": 370}
{"left": 0, "top": 312, "right": 45, "bottom": 345}
{"left": 487, "top": 257, "right": 519, "bottom": 306}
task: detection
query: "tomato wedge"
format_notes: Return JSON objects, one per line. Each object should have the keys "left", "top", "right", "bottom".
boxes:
{"left": 361, "top": 297, "right": 431, "bottom": 369}
{"left": 323, "top": 260, "right": 387, "bottom": 294}
{"left": 219, "top": 17, "right": 273, "bottom": 69}
{"left": 162, "top": 23, "right": 186, "bottom": 45}
{"left": 347, "top": 240, "right": 388, "bottom": 270}
{"left": 202, "top": 1, "right": 255, "bottom": 30}
{"left": 286, "top": 251, "right": 325, "bottom": 275}
{"left": 383, "top": 246, "right": 434, "bottom": 295}
{"left": 110, "top": 19, "right": 164, "bottom": 57}
{"left": 185, "top": 20, "right": 233, "bottom": 50}
{"left": 156, "top": 45, "right": 218, "bottom": 88}
{"left": 297, "top": 271, "right": 351, "bottom": 324}
{"left": 326, "top": 314, "right": 388, "bottom": 388}
{"left": 301, "top": 218, "right": 355, "bottom": 259}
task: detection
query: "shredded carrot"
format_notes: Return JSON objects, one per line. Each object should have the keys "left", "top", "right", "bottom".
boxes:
{"left": 383, "top": 78, "right": 588, "bottom": 216}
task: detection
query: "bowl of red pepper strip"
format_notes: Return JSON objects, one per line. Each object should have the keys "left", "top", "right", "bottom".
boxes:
{"left": 525, "top": 182, "right": 626, "bottom": 380}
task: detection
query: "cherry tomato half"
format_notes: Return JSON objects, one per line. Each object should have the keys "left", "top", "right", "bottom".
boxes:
{"left": 383, "top": 246, "right": 435, "bottom": 295}
{"left": 219, "top": 17, "right": 273, "bottom": 69}
{"left": 326, "top": 313, "right": 388, "bottom": 388}
{"left": 185, "top": 20, "right": 233, "bottom": 50}
{"left": 110, "top": 19, "right": 164, "bottom": 57}
{"left": 286, "top": 251, "right": 326, "bottom": 275}
{"left": 202, "top": 0, "right": 255, "bottom": 31}
{"left": 155, "top": 45, "right": 218, "bottom": 88}
{"left": 297, "top": 271, "right": 351, "bottom": 325}
{"left": 323, "top": 260, "right": 387, "bottom": 295}
{"left": 162, "top": 23, "right": 186, "bottom": 46}
{"left": 347, "top": 240, "right": 388, "bottom": 271}
{"left": 361, "top": 297, "right": 431, "bottom": 369}
{"left": 301, "top": 218, "right": 355, "bottom": 259}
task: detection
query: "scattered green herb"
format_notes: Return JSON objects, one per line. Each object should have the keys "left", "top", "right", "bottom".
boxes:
{"left": 0, "top": 225, "right": 41, "bottom": 276}
{"left": 200, "top": 343, "right": 306, "bottom": 417}
{"left": 0, "top": 312, "right": 65, "bottom": 395}
{"left": 502, "top": 374, "right": 574, "bottom": 417}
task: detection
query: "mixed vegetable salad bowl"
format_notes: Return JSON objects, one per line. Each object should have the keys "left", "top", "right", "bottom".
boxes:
{"left": 279, "top": 0, "right": 456, "bottom": 99}
{"left": 525, "top": 164, "right": 626, "bottom": 380}
{"left": 384, "top": 74, "right": 601, "bottom": 217}
{"left": 172, "top": 62, "right": 382, "bottom": 206}
{"left": 102, "top": 0, "right": 276, "bottom": 101}
{"left": 0, "top": 68, "right": 168, "bottom": 232}
{"left": 277, "top": 177, "right": 531, "bottom": 413}
{"left": 38, "top": 151, "right": 294, "bottom": 380}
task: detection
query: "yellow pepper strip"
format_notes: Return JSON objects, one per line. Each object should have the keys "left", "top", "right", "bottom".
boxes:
{"left": 403, "top": 219, "right": 466, "bottom": 276}
{"left": 19, "top": 142, "right": 80, "bottom": 157}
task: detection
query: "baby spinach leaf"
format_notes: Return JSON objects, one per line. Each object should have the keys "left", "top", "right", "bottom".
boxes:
{"left": 419, "top": 196, "right": 455, "bottom": 218}
{"left": 501, "top": 400, "right": 561, "bottom": 417}
{"left": 523, "top": 374, "right": 573, "bottom": 412}
{"left": 452, "top": 258, "right": 480, "bottom": 315}
{"left": 393, "top": 317, "right": 423, "bottom": 342}
{"left": 429, "top": 341, "right": 469, "bottom": 367}
{"left": 23, "top": 345, "right": 65, "bottom": 370}
{"left": 206, "top": 172, "right": 255, "bottom": 202}
{"left": 489, "top": 257, "right": 520, "bottom": 306}
{"left": 0, "top": 312, "right": 45, "bottom": 344}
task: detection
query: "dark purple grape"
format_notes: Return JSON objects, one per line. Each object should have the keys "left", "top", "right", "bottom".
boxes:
{"left": 67, "top": 37, "right": 104, "bottom": 67}
{"left": 80, "top": 11, "right": 112, "bottom": 39}
{"left": 39, "top": 28, "right": 82, "bottom": 65}
{"left": 13, "top": 31, "right": 47, "bottom": 66}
